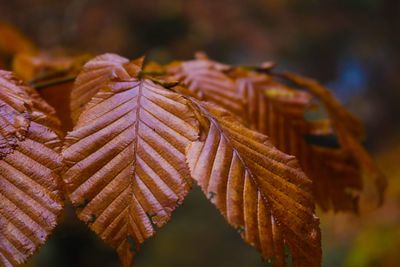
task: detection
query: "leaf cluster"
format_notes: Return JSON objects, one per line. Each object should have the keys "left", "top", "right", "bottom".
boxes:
{"left": 0, "top": 52, "right": 385, "bottom": 267}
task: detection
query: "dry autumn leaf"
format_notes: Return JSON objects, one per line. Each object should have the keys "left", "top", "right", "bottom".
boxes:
{"left": 12, "top": 52, "right": 90, "bottom": 82}
{"left": 70, "top": 53, "right": 131, "bottom": 124}
{"left": 276, "top": 71, "right": 365, "bottom": 140}
{"left": 0, "top": 18, "right": 389, "bottom": 267}
{"left": 65, "top": 53, "right": 323, "bottom": 267}
{"left": 276, "top": 71, "right": 386, "bottom": 208}
{"left": 62, "top": 55, "right": 199, "bottom": 267}
{"left": 0, "top": 72, "right": 31, "bottom": 158}
{"left": 166, "top": 54, "right": 382, "bottom": 212}
{"left": 0, "top": 71, "right": 64, "bottom": 267}
{"left": 185, "top": 99, "right": 321, "bottom": 267}
{"left": 233, "top": 71, "right": 362, "bottom": 212}
{"left": 167, "top": 52, "right": 246, "bottom": 118}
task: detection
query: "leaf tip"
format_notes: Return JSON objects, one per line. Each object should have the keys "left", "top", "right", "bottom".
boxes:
{"left": 124, "top": 55, "right": 146, "bottom": 77}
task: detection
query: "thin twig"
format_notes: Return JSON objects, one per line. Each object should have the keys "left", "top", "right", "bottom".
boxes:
{"left": 30, "top": 75, "right": 76, "bottom": 90}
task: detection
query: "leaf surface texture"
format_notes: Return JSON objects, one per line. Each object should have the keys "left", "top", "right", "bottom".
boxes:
{"left": 235, "top": 73, "right": 362, "bottom": 211}
{"left": 167, "top": 55, "right": 246, "bottom": 118}
{"left": 70, "top": 53, "right": 130, "bottom": 124}
{"left": 186, "top": 100, "right": 321, "bottom": 267}
{"left": 63, "top": 56, "right": 199, "bottom": 267}
{"left": 0, "top": 71, "right": 63, "bottom": 267}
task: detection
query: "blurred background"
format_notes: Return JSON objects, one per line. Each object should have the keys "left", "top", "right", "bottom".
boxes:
{"left": 0, "top": 0, "right": 399, "bottom": 266}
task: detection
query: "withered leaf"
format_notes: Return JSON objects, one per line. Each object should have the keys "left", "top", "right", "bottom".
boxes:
{"left": 186, "top": 99, "right": 321, "bottom": 267}
{"left": 277, "top": 71, "right": 386, "bottom": 207}
{"left": 70, "top": 53, "right": 130, "bottom": 124}
{"left": 235, "top": 72, "right": 362, "bottom": 212}
{"left": 174, "top": 57, "right": 376, "bottom": 212}
{"left": 0, "top": 71, "right": 31, "bottom": 158}
{"left": 277, "top": 71, "right": 365, "bottom": 140}
{"left": 12, "top": 52, "right": 90, "bottom": 83}
{"left": 0, "top": 71, "right": 63, "bottom": 267}
{"left": 167, "top": 53, "right": 246, "bottom": 118}
{"left": 63, "top": 56, "right": 199, "bottom": 267}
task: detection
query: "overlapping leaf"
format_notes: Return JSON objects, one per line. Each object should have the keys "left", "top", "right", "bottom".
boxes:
{"left": 12, "top": 53, "right": 90, "bottom": 132}
{"left": 0, "top": 71, "right": 31, "bottom": 158}
{"left": 276, "top": 72, "right": 386, "bottom": 207}
{"left": 167, "top": 53, "right": 246, "bottom": 118}
{"left": 12, "top": 52, "right": 89, "bottom": 82}
{"left": 186, "top": 99, "right": 321, "bottom": 267}
{"left": 167, "top": 54, "right": 381, "bottom": 212}
{"left": 234, "top": 72, "right": 362, "bottom": 211}
{"left": 63, "top": 55, "right": 199, "bottom": 267}
{"left": 0, "top": 71, "right": 63, "bottom": 267}
{"left": 278, "top": 71, "right": 365, "bottom": 140}
{"left": 70, "top": 53, "right": 130, "bottom": 124}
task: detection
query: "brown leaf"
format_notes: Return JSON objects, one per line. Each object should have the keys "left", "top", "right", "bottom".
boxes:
{"left": 13, "top": 53, "right": 76, "bottom": 82}
{"left": 22, "top": 81, "right": 64, "bottom": 138}
{"left": 70, "top": 53, "right": 130, "bottom": 124}
{"left": 167, "top": 55, "right": 246, "bottom": 118}
{"left": 0, "top": 71, "right": 64, "bottom": 267}
{"left": 170, "top": 59, "right": 365, "bottom": 212}
{"left": 12, "top": 52, "right": 90, "bottom": 84}
{"left": 186, "top": 99, "right": 321, "bottom": 267}
{"left": 277, "top": 71, "right": 386, "bottom": 207}
{"left": 63, "top": 55, "right": 199, "bottom": 267}
{"left": 235, "top": 72, "right": 362, "bottom": 212}
{"left": 179, "top": 59, "right": 376, "bottom": 212}
{"left": 277, "top": 71, "right": 365, "bottom": 140}
{"left": 0, "top": 71, "right": 32, "bottom": 158}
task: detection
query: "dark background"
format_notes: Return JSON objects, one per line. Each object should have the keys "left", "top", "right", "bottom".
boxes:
{"left": 0, "top": 0, "right": 399, "bottom": 266}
